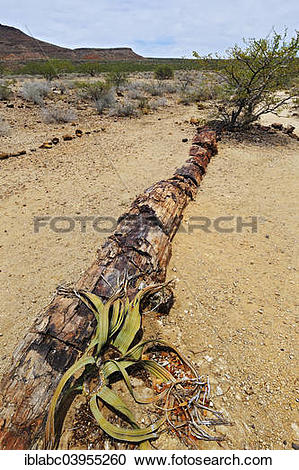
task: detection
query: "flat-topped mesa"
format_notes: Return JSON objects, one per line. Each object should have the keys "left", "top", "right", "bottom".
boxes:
{"left": 0, "top": 24, "right": 144, "bottom": 62}
{"left": 0, "top": 129, "right": 217, "bottom": 450}
{"left": 74, "top": 47, "right": 144, "bottom": 61}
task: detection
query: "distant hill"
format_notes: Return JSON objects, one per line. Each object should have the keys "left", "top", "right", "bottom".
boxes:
{"left": 0, "top": 24, "right": 144, "bottom": 62}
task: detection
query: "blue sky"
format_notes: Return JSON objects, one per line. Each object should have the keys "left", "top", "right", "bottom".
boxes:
{"left": 1, "top": 0, "right": 298, "bottom": 57}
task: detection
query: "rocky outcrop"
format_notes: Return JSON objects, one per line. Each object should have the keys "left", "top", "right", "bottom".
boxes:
{"left": 74, "top": 47, "right": 143, "bottom": 61}
{"left": 0, "top": 24, "right": 143, "bottom": 62}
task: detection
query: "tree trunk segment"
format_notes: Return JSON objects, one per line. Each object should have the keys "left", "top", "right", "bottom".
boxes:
{"left": 0, "top": 130, "right": 217, "bottom": 449}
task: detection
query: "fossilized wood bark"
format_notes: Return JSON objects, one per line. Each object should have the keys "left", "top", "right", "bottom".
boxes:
{"left": 0, "top": 130, "right": 217, "bottom": 449}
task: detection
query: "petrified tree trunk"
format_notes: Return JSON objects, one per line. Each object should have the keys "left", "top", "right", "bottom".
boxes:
{"left": 0, "top": 130, "right": 217, "bottom": 449}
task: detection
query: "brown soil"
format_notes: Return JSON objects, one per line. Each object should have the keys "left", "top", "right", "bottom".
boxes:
{"left": 0, "top": 84, "right": 298, "bottom": 450}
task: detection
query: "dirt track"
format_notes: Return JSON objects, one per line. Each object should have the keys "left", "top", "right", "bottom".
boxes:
{"left": 0, "top": 98, "right": 298, "bottom": 449}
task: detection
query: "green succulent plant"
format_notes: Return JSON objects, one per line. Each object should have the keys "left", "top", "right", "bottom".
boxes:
{"left": 46, "top": 283, "right": 228, "bottom": 449}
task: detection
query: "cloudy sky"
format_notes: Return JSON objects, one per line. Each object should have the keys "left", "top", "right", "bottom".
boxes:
{"left": 1, "top": 0, "right": 298, "bottom": 57}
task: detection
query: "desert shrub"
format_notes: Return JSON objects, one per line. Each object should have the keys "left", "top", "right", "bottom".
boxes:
{"left": 179, "top": 82, "right": 225, "bottom": 105}
{"left": 124, "top": 81, "right": 151, "bottom": 94}
{"left": 176, "top": 71, "right": 201, "bottom": 92}
{"left": 151, "top": 97, "right": 169, "bottom": 108}
{"left": 144, "top": 81, "right": 165, "bottom": 96}
{"left": 21, "top": 81, "right": 50, "bottom": 105}
{"left": 0, "top": 62, "right": 5, "bottom": 78}
{"left": 42, "top": 106, "right": 76, "bottom": 123}
{"left": 108, "top": 100, "right": 137, "bottom": 117}
{"left": 78, "top": 62, "right": 102, "bottom": 77}
{"left": 178, "top": 93, "right": 193, "bottom": 105}
{"left": 20, "top": 60, "right": 75, "bottom": 80}
{"left": 94, "top": 91, "right": 116, "bottom": 114}
{"left": 195, "top": 81, "right": 226, "bottom": 101}
{"left": 193, "top": 29, "right": 299, "bottom": 129}
{"left": 0, "top": 80, "right": 13, "bottom": 100}
{"left": 0, "top": 116, "right": 11, "bottom": 136}
{"left": 75, "top": 81, "right": 111, "bottom": 101}
{"left": 136, "top": 96, "right": 150, "bottom": 113}
{"left": 52, "top": 81, "right": 69, "bottom": 95}
{"left": 106, "top": 70, "right": 128, "bottom": 91}
{"left": 126, "top": 88, "right": 147, "bottom": 100}
{"left": 162, "top": 82, "right": 178, "bottom": 94}
{"left": 154, "top": 64, "right": 174, "bottom": 80}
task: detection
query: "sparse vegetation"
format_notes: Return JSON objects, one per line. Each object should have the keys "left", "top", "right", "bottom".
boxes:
{"left": 12, "top": 59, "right": 202, "bottom": 78}
{"left": 21, "top": 80, "right": 50, "bottom": 105}
{"left": 106, "top": 69, "right": 128, "bottom": 91}
{"left": 94, "top": 91, "right": 116, "bottom": 114}
{"left": 194, "top": 29, "right": 299, "bottom": 129}
{"left": 0, "top": 62, "right": 5, "bottom": 78}
{"left": 154, "top": 64, "right": 174, "bottom": 80}
{"left": 0, "top": 116, "right": 11, "bottom": 136}
{"left": 0, "top": 80, "right": 13, "bottom": 100}
{"left": 144, "top": 81, "right": 165, "bottom": 97}
{"left": 20, "top": 60, "right": 75, "bottom": 80}
{"left": 151, "top": 97, "right": 168, "bottom": 108}
{"left": 127, "top": 88, "right": 147, "bottom": 100}
{"left": 109, "top": 100, "right": 137, "bottom": 117}
{"left": 42, "top": 105, "right": 77, "bottom": 123}
{"left": 75, "top": 80, "right": 111, "bottom": 101}
{"left": 78, "top": 62, "right": 102, "bottom": 77}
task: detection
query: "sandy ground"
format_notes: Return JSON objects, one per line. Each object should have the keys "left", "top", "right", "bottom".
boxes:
{"left": 0, "top": 87, "right": 298, "bottom": 450}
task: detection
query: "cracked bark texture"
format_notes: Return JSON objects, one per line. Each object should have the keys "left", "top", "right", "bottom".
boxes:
{"left": 0, "top": 130, "right": 217, "bottom": 449}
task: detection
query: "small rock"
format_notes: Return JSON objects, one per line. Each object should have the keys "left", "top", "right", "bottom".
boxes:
{"left": 292, "top": 442, "right": 299, "bottom": 450}
{"left": 62, "top": 135, "right": 73, "bottom": 141}
{"left": 40, "top": 142, "right": 53, "bottom": 149}
{"left": 271, "top": 122, "right": 283, "bottom": 130}
{"left": 0, "top": 153, "right": 10, "bottom": 160}
{"left": 182, "top": 138, "right": 188, "bottom": 143}
{"left": 216, "top": 386, "right": 223, "bottom": 396}
{"left": 284, "top": 125, "right": 295, "bottom": 135}
{"left": 204, "top": 355, "right": 213, "bottom": 362}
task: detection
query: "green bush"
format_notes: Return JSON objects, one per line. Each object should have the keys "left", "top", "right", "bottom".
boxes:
{"left": 20, "top": 60, "right": 75, "bottom": 80}
{"left": 0, "top": 62, "right": 6, "bottom": 78}
{"left": 193, "top": 29, "right": 299, "bottom": 129}
{"left": 154, "top": 64, "right": 174, "bottom": 80}
{"left": 78, "top": 62, "right": 102, "bottom": 77}
{"left": 106, "top": 69, "right": 128, "bottom": 90}
{"left": 75, "top": 80, "right": 111, "bottom": 101}
{"left": 0, "top": 80, "right": 13, "bottom": 100}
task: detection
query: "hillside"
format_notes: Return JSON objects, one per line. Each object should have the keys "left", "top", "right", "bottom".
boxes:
{"left": 0, "top": 24, "right": 143, "bottom": 62}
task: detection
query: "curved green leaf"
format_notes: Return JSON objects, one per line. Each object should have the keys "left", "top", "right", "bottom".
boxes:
{"left": 45, "top": 355, "right": 95, "bottom": 449}
{"left": 90, "top": 395, "right": 165, "bottom": 442}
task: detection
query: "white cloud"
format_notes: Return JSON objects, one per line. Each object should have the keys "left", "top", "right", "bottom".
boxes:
{"left": 1, "top": 0, "right": 298, "bottom": 57}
